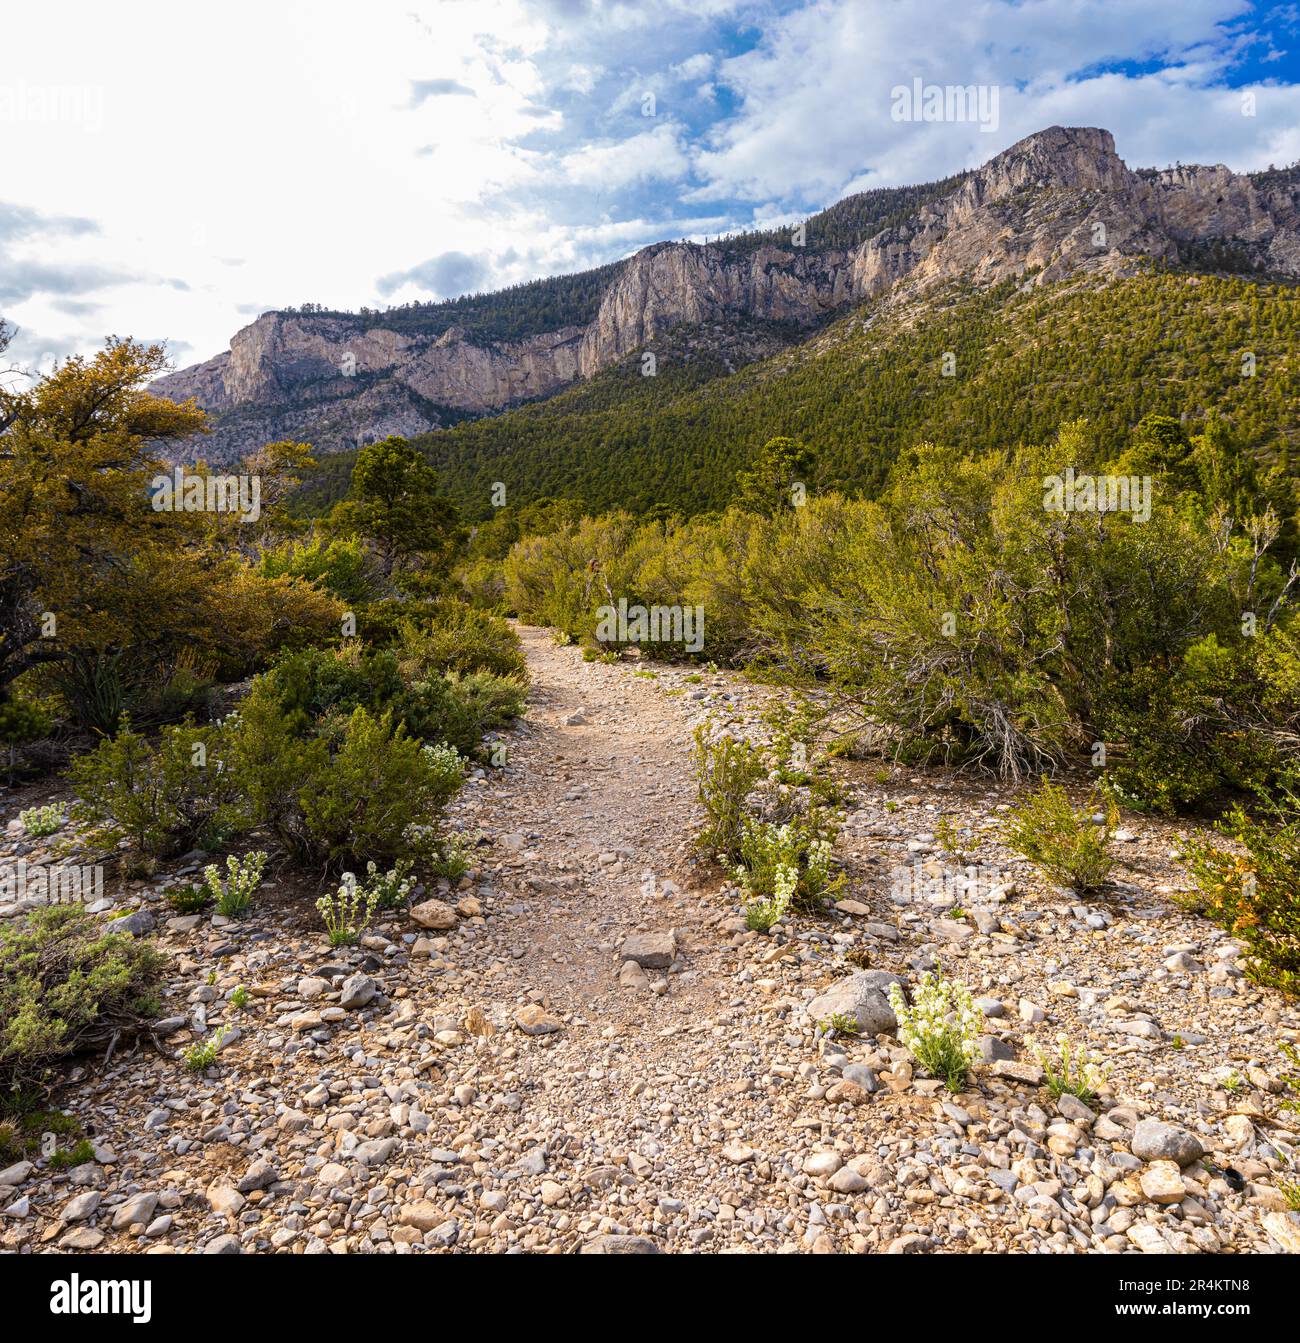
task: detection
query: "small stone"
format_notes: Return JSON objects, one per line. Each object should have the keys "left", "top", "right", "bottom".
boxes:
{"left": 1126, "top": 1223, "right": 1173, "bottom": 1253}
{"left": 841, "top": 1063, "right": 879, "bottom": 1092}
{"left": 0, "top": 1161, "right": 33, "bottom": 1187}
{"left": 825, "top": 1080, "right": 870, "bottom": 1105}
{"left": 106, "top": 910, "right": 155, "bottom": 937}
{"left": 339, "top": 972, "right": 377, "bottom": 1009}
{"left": 400, "top": 1202, "right": 444, "bottom": 1231}
{"left": 1262, "top": 1211, "right": 1300, "bottom": 1254}
{"left": 579, "top": 1234, "right": 662, "bottom": 1254}
{"left": 828, "top": 1166, "right": 868, "bottom": 1194}
{"left": 207, "top": 1185, "right": 246, "bottom": 1216}
{"left": 59, "top": 1227, "right": 105, "bottom": 1249}
{"left": 410, "top": 899, "right": 457, "bottom": 930}
{"left": 62, "top": 1190, "right": 102, "bottom": 1222}
{"left": 1164, "top": 951, "right": 1203, "bottom": 972}
{"left": 237, "top": 1158, "right": 278, "bottom": 1193}
{"left": 110, "top": 1191, "right": 158, "bottom": 1231}
{"left": 1055, "top": 1093, "right": 1096, "bottom": 1124}
{"left": 514, "top": 1004, "right": 563, "bottom": 1035}
{"left": 804, "top": 1152, "right": 843, "bottom": 1177}
{"left": 1140, "top": 1160, "right": 1187, "bottom": 1204}
{"left": 1131, "top": 1119, "right": 1204, "bottom": 1167}
{"left": 619, "top": 931, "right": 676, "bottom": 969}
{"left": 618, "top": 959, "right": 650, "bottom": 990}
{"left": 990, "top": 1060, "right": 1045, "bottom": 1086}
{"left": 806, "top": 970, "right": 902, "bottom": 1036}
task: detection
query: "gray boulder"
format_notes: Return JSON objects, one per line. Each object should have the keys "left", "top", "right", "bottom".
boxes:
{"left": 806, "top": 970, "right": 903, "bottom": 1036}
{"left": 1131, "top": 1119, "right": 1204, "bottom": 1167}
{"left": 579, "top": 1234, "right": 662, "bottom": 1254}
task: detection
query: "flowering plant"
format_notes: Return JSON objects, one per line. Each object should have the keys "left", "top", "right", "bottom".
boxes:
{"left": 317, "top": 871, "right": 380, "bottom": 946}
{"left": 733, "top": 815, "right": 844, "bottom": 911}
{"left": 744, "top": 861, "right": 797, "bottom": 932}
{"left": 362, "top": 858, "right": 415, "bottom": 910}
{"left": 19, "top": 803, "right": 65, "bottom": 837}
{"left": 203, "top": 851, "right": 267, "bottom": 917}
{"left": 887, "top": 970, "right": 981, "bottom": 1091}
{"left": 1034, "top": 1032, "right": 1110, "bottom": 1102}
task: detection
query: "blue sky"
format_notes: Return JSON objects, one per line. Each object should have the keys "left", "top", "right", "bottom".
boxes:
{"left": 2, "top": 0, "right": 1299, "bottom": 374}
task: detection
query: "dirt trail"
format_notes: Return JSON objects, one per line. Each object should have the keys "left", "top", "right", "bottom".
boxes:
{"left": 5, "top": 625, "right": 1296, "bottom": 1255}
{"left": 449, "top": 623, "right": 738, "bottom": 1039}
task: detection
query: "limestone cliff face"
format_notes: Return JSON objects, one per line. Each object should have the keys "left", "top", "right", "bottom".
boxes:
{"left": 576, "top": 242, "right": 854, "bottom": 374}
{"left": 851, "top": 127, "right": 1300, "bottom": 297}
{"left": 152, "top": 126, "right": 1300, "bottom": 464}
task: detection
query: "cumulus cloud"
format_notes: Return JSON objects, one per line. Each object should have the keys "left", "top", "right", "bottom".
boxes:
{"left": 408, "top": 77, "right": 477, "bottom": 105}
{"left": 377, "top": 250, "right": 493, "bottom": 298}
{"left": 5, "top": 0, "right": 1299, "bottom": 368}
{"left": 560, "top": 123, "right": 691, "bottom": 188}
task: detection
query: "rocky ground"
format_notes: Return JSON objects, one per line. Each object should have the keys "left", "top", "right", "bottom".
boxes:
{"left": 2, "top": 625, "right": 1300, "bottom": 1255}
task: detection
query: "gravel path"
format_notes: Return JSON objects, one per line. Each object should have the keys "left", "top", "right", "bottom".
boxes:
{"left": 3, "top": 626, "right": 1300, "bottom": 1255}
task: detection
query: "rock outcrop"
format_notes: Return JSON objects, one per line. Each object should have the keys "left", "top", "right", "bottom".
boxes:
{"left": 150, "top": 126, "right": 1300, "bottom": 463}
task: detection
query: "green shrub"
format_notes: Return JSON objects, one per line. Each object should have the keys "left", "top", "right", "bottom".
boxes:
{"left": 1003, "top": 779, "right": 1116, "bottom": 893}
{"left": 259, "top": 643, "right": 406, "bottom": 734}
{"left": 1181, "top": 795, "right": 1300, "bottom": 995}
{"left": 1101, "top": 638, "right": 1294, "bottom": 814}
{"left": 182, "top": 1030, "right": 228, "bottom": 1072}
{"left": 258, "top": 535, "right": 377, "bottom": 605}
{"left": 1, "top": 696, "right": 53, "bottom": 780}
{"left": 0, "top": 907, "right": 166, "bottom": 1099}
{"left": 164, "top": 882, "right": 208, "bottom": 914}
{"left": 395, "top": 599, "right": 527, "bottom": 678}
{"left": 441, "top": 671, "right": 528, "bottom": 739}
{"left": 234, "top": 706, "right": 463, "bottom": 870}
{"left": 254, "top": 643, "right": 525, "bottom": 759}
{"left": 692, "top": 725, "right": 765, "bottom": 861}
{"left": 48, "top": 1138, "right": 95, "bottom": 1169}
{"left": 69, "top": 719, "right": 248, "bottom": 858}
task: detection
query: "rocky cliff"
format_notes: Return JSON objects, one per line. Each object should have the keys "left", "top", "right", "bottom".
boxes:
{"left": 151, "top": 126, "right": 1300, "bottom": 464}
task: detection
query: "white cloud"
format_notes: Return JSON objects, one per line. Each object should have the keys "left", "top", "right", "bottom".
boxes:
{"left": 0, "top": 0, "right": 1295, "bottom": 374}
{"left": 560, "top": 123, "right": 691, "bottom": 187}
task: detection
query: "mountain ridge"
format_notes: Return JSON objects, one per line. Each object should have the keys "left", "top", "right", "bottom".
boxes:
{"left": 151, "top": 126, "right": 1300, "bottom": 465}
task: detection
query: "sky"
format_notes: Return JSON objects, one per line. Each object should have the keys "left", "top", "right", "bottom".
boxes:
{"left": 2, "top": 0, "right": 1299, "bottom": 376}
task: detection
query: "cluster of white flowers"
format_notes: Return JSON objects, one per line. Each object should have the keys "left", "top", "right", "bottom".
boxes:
{"left": 806, "top": 838, "right": 834, "bottom": 886}
{"left": 317, "top": 871, "right": 380, "bottom": 946}
{"left": 745, "top": 861, "right": 798, "bottom": 932}
{"left": 202, "top": 850, "right": 267, "bottom": 917}
{"left": 887, "top": 970, "right": 982, "bottom": 1088}
{"left": 361, "top": 858, "right": 415, "bottom": 910}
{"left": 424, "top": 741, "right": 464, "bottom": 789}
{"left": 19, "top": 803, "right": 66, "bottom": 837}
{"left": 734, "top": 819, "right": 799, "bottom": 890}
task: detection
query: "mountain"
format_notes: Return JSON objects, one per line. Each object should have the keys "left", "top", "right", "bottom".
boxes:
{"left": 152, "top": 126, "right": 1300, "bottom": 467}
